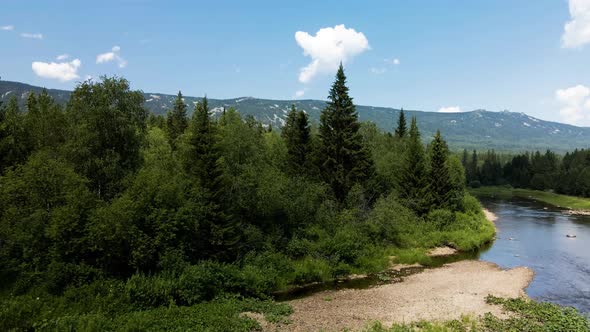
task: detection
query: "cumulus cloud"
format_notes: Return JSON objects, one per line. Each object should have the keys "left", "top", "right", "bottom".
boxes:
{"left": 556, "top": 84, "right": 590, "bottom": 125}
{"left": 21, "top": 32, "right": 43, "bottom": 39}
{"left": 438, "top": 106, "right": 463, "bottom": 113}
{"left": 32, "top": 59, "right": 81, "bottom": 82}
{"left": 562, "top": 0, "right": 590, "bottom": 48}
{"left": 295, "top": 24, "right": 369, "bottom": 83}
{"left": 96, "top": 45, "right": 127, "bottom": 68}
{"left": 56, "top": 54, "right": 69, "bottom": 61}
{"left": 1, "top": 25, "right": 14, "bottom": 31}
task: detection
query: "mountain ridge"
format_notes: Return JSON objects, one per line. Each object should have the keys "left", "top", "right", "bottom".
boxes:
{"left": 1, "top": 80, "right": 588, "bottom": 152}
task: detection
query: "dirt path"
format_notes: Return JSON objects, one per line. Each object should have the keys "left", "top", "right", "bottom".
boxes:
{"left": 285, "top": 261, "right": 533, "bottom": 331}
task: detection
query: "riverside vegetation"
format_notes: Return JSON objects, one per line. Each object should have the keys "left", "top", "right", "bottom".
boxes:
{"left": 0, "top": 65, "right": 586, "bottom": 331}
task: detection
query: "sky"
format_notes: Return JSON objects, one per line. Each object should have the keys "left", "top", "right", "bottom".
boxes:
{"left": 2, "top": 0, "right": 590, "bottom": 126}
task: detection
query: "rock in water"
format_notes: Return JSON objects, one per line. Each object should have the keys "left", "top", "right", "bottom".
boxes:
{"left": 566, "top": 234, "right": 577, "bottom": 238}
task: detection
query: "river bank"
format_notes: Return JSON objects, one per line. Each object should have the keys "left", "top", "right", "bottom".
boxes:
{"left": 265, "top": 208, "right": 536, "bottom": 331}
{"left": 285, "top": 260, "right": 533, "bottom": 331}
{"left": 470, "top": 186, "right": 590, "bottom": 213}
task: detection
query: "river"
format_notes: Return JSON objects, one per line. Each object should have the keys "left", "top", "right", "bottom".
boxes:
{"left": 479, "top": 197, "right": 590, "bottom": 313}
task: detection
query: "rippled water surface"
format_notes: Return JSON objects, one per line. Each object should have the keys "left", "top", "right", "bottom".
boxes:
{"left": 479, "top": 198, "right": 590, "bottom": 313}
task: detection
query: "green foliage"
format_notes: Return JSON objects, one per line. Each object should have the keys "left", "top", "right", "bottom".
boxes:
{"left": 0, "top": 72, "right": 513, "bottom": 330}
{"left": 428, "top": 130, "right": 458, "bottom": 210}
{"left": 65, "top": 77, "right": 147, "bottom": 200}
{"left": 399, "top": 117, "right": 429, "bottom": 214}
{"left": 165, "top": 91, "right": 189, "bottom": 149}
{"left": 282, "top": 105, "right": 312, "bottom": 175}
{"left": 395, "top": 109, "right": 407, "bottom": 138}
{"left": 318, "top": 63, "right": 374, "bottom": 202}
{"left": 483, "top": 295, "right": 590, "bottom": 331}
{"left": 0, "top": 96, "right": 29, "bottom": 173}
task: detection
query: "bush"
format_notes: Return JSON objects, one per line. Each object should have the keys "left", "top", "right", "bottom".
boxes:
{"left": 426, "top": 209, "right": 455, "bottom": 230}
{"left": 177, "top": 261, "right": 244, "bottom": 305}
{"left": 125, "top": 274, "right": 179, "bottom": 309}
{"left": 292, "top": 257, "right": 331, "bottom": 284}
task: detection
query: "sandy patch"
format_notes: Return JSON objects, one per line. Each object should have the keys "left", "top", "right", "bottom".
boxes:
{"left": 427, "top": 246, "right": 457, "bottom": 257}
{"left": 483, "top": 208, "right": 498, "bottom": 222}
{"left": 286, "top": 260, "right": 533, "bottom": 331}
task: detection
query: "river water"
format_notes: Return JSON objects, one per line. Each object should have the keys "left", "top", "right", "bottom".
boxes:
{"left": 479, "top": 197, "right": 590, "bottom": 313}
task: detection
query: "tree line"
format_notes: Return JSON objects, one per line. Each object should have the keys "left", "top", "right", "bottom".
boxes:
{"left": 462, "top": 148, "right": 590, "bottom": 197}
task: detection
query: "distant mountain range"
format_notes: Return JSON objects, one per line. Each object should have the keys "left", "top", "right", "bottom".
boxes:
{"left": 1, "top": 80, "right": 589, "bottom": 152}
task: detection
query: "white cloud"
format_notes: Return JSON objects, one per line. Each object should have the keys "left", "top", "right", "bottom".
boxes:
{"left": 369, "top": 67, "right": 386, "bottom": 75}
{"left": 31, "top": 59, "right": 81, "bottom": 82}
{"left": 556, "top": 84, "right": 590, "bottom": 125}
{"left": 56, "top": 54, "right": 69, "bottom": 61}
{"left": 96, "top": 45, "right": 127, "bottom": 68}
{"left": 295, "top": 24, "right": 369, "bottom": 83}
{"left": 21, "top": 32, "right": 43, "bottom": 39}
{"left": 438, "top": 106, "right": 463, "bottom": 113}
{"left": 1, "top": 25, "right": 14, "bottom": 31}
{"left": 562, "top": 0, "right": 590, "bottom": 48}
{"left": 385, "top": 58, "right": 400, "bottom": 65}
{"left": 294, "top": 89, "right": 306, "bottom": 98}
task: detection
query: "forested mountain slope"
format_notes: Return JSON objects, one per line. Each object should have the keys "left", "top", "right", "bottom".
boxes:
{"left": 2, "top": 80, "right": 588, "bottom": 152}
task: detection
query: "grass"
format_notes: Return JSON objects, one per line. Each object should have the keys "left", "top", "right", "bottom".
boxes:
{"left": 362, "top": 296, "right": 590, "bottom": 332}
{"left": 469, "top": 186, "right": 590, "bottom": 211}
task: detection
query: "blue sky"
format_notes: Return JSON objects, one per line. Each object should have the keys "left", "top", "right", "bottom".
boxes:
{"left": 2, "top": 0, "right": 590, "bottom": 126}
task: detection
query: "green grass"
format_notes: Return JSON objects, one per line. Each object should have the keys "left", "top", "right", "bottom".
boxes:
{"left": 469, "top": 186, "right": 590, "bottom": 211}
{"left": 362, "top": 296, "right": 590, "bottom": 332}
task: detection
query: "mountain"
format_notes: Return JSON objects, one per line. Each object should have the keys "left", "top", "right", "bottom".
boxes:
{"left": 1, "top": 80, "right": 589, "bottom": 152}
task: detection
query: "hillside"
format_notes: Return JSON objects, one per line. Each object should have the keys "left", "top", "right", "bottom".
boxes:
{"left": 1, "top": 80, "right": 588, "bottom": 152}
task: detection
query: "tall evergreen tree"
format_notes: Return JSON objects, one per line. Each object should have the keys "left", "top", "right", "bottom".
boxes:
{"left": 318, "top": 63, "right": 374, "bottom": 202}
{"left": 468, "top": 150, "right": 478, "bottom": 184}
{"left": 399, "top": 117, "right": 429, "bottom": 214}
{"left": 428, "top": 130, "right": 453, "bottom": 209}
{"left": 282, "top": 105, "right": 311, "bottom": 175}
{"left": 166, "top": 91, "right": 189, "bottom": 149}
{"left": 185, "top": 96, "right": 238, "bottom": 261}
{"left": 394, "top": 108, "right": 407, "bottom": 138}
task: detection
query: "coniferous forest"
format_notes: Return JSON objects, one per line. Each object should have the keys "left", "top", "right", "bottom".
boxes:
{"left": 0, "top": 65, "right": 494, "bottom": 330}
{"left": 463, "top": 148, "right": 590, "bottom": 197}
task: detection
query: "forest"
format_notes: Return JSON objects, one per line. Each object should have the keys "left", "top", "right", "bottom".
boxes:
{"left": 464, "top": 148, "right": 590, "bottom": 197}
{"left": 0, "top": 65, "right": 493, "bottom": 330}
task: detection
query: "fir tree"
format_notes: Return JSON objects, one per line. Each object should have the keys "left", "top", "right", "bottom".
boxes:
{"left": 395, "top": 108, "right": 407, "bottom": 138}
{"left": 185, "top": 96, "right": 238, "bottom": 261}
{"left": 428, "top": 130, "right": 453, "bottom": 209}
{"left": 399, "top": 117, "right": 429, "bottom": 214}
{"left": 318, "top": 63, "right": 374, "bottom": 202}
{"left": 166, "top": 91, "right": 188, "bottom": 149}
{"left": 282, "top": 105, "right": 311, "bottom": 175}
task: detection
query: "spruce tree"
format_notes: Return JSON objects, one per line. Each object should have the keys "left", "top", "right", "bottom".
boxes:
{"left": 469, "top": 150, "right": 478, "bottom": 184}
{"left": 282, "top": 105, "right": 311, "bottom": 175}
{"left": 428, "top": 130, "right": 453, "bottom": 209}
{"left": 185, "top": 96, "right": 238, "bottom": 261}
{"left": 166, "top": 91, "right": 188, "bottom": 149}
{"left": 399, "top": 117, "right": 429, "bottom": 214}
{"left": 395, "top": 108, "right": 407, "bottom": 138}
{"left": 318, "top": 63, "right": 374, "bottom": 202}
